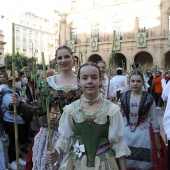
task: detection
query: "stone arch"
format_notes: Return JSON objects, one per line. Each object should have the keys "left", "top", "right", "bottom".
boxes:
{"left": 113, "top": 53, "right": 127, "bottom": 70}
{"left": 134, "top": 51, "right": 153, "bottom": 68}
{"left": 88, "top": 54, "right": 103, "bottom": 63}
{"left": 164, "top": 51, "right": 170, "bottom": 70}
{"left": 69, "top": 21, "right": 76, "bottom": 28}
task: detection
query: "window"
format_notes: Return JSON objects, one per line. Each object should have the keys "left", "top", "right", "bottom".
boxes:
{"left": 71, "top": 1, "right": 76, "bottom": 11}
{"left": 16, "top": 36, "right": 20, "bottom": 42}
{"left": 23, "top": 29, "right": 26, "bottom": 38}
{"left": 16, "top": 27, "right": 20, "bottom": 32}
{"left": 70, "top": 28, "right": 77, "bottom": 43}
{"left": 23, "top": 38, "right": 26, "bottom": 43}
{"left": 91, "top": 25, "right": 99, "bottom": 39}
{"left": 113, "top": 22, "right": 123, "bottom": 39}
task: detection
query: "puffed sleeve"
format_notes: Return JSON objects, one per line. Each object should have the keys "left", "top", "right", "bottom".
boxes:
{"left": 54, "top": 104, "right": 76, "bottom": 153}
{"left": 108, "top": 104, "right": 131, "bottom": 158}
{"left": 163, "top": 89, "right": 170, "bottom": 140}
{"left": 149, "top": 101, "right": 160, "bottom": 133}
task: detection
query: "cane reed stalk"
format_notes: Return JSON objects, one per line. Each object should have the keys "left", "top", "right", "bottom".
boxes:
{"left": 41, "top": 52, "right": 54, "bottom": 170}
{"left": 12, "top": 23, "right": 20, "bottom": 170}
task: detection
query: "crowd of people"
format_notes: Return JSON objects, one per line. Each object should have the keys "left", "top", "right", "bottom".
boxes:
{"left": 0, "top": 45, "right": 169, "bottom": 170}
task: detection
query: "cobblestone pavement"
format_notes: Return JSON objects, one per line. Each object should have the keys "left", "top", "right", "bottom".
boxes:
{"left": 2, "top": 108, "right": 167, "bottom": 170}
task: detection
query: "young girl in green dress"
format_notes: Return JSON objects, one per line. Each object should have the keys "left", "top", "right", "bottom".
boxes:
{"left": 46, "top": 62, "right": 131, "bottom": 170}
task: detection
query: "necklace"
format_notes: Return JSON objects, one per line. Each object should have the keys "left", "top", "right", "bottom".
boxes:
{"left": 83, "top": 95, "right": 100, "bottom": 105}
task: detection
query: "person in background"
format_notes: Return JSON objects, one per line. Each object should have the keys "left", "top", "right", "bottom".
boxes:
{"left": 0, "top": 140, "right": 8, "bottom": 170}
{"left": 110, "top": 68, "right": 127, "bottom": 101}
{"left": 97, "top": 60, "right": 109, "bottom": 98}
{"left": 0, "top": 72, "right": 8, "bottom": 142}
{"left": 153, "top": 70, "right": 163, "bottom": 109}
{"left": 120, "top": 70, "right": 167, "bottom": 170}
{"left": 163, "top": 86, "right": 170, "bottom": 170}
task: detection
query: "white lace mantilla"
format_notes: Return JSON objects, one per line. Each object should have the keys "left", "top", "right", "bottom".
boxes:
{"left": 63, "top": 98, "right": 120, "bottom": 124}
{"left": 47, "top": 75, "right": 78, "bottom": 92}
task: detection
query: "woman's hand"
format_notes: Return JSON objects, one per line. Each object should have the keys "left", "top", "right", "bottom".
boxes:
{"left": 46, "top": 149, "right": 58, "bottom": 164}
{"left": 10, "top": 93, "right": 20, "bottom": 106}
{"left": 154, "top": 133, "right": 162, "bottom": 152}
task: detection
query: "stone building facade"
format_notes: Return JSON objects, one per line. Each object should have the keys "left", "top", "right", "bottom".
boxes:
{"left": 59, "top": 0, "right": 170, "bottom": 71}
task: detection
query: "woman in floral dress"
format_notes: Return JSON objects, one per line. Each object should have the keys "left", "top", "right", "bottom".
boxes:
{"left": 32, "top": 45, "right": 81, "bottom": 170}
{"left": 46, "top": 62, "right": 131, "bottom": 170}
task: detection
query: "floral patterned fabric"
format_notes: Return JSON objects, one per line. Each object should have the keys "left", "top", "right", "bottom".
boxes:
{"left": 32, "top": 75, "right": 82, "bottom": 170}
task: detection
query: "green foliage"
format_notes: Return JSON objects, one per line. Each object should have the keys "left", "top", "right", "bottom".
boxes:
{"left": 4, "top": 53, "right": 31, "bottom": 69}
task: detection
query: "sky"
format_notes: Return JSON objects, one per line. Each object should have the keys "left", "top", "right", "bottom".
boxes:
{"left": 0, "top": 0, "right": 69, "bottom": 20}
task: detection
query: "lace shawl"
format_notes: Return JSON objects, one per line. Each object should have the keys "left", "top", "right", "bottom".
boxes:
{"left": 120, "top": 90, "right": 154, "bottom": 124}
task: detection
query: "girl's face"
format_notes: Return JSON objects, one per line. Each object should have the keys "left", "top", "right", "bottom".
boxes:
{"left": 97, "top": 63, "right": 106, "bottom": 76}
{"left": 130, "top": 75, "right": 143, "bottom": 92}
{"left": 56, "top": 49, "right": 73, "bottom": 71}
{"left": 78, "top": 65, "right": 101, "bottom": 96}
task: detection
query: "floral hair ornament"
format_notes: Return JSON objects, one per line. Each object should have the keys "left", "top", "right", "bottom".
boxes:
{"left": 73, "top": 140, "right": 85, "bottom": 158}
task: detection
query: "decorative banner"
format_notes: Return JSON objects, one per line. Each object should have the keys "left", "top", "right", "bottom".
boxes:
{"left": 90, "top": 38, "right": 98, "bottom": 51}
{"left": 67, "top": 40, "right": 75, "bottom": 53}
{"left": 113, "top": 35, "right": 121, "bottom": 51}
{"left": 137, "top": 32, "right": 146, "bottom": 48}
{"left": 168, "top": 30, "right": 170, "bottom": 46}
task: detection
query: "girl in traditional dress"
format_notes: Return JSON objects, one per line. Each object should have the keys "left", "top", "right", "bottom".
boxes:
{"left": 31, "top": 45, "right": 81, "bottom": 170}
{"left": 120, "top": 71, "right": 167, "bottom": 170}
{"left": 46, "top": 62, "right": 131, "bottom": 170}
{"left": 97, "top": 61, "right": 109, "bottom": 98}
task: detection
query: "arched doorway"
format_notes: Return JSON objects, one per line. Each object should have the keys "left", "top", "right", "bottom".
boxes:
{"left": 88, "top": 54, "right": 102, "bottom": 63}
{"left": 134, "top": 51, "right": 153, "bottom": 68}
{"left": 114, "top": 53, "right": 127, "bottom": 70}
{"left": 164, "top": 51, "right": 170, "bottom": 70}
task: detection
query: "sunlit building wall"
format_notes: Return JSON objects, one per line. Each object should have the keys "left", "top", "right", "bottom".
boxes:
{"left": 59, "top": 0, "right": 170, "bottom": 71}
{"left": 0, "top": 12, "right": 59, "bottom": 64}
{"left": 0, "top": 30, "right": 6, "bottom": 65}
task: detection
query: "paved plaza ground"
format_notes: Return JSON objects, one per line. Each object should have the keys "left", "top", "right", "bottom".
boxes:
{"left": 2, "top": 108, "right": 167, "bottom": 170}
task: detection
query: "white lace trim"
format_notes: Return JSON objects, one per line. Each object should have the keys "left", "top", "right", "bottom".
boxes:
{"left": 47, "top": 75, "right": 78, "bottom": 91}
{"left": 111, "top": 140, "right": 131, "bottom": 158}
{"left": 32, "top": 127, "right": 61, "bottom": 170}
{"left": 63, "top": 99, "right": 120, "bottom": 124}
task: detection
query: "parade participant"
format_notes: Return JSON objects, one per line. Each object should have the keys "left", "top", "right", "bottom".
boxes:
{"left": 109, "top": 68, "right": 127, "bottom": 101}
{"left": 0, "top": 140, "right": 7, "bottom": 170}
{"left": 31, "top": 45, "right": 81, "bottom": 170}
{"left": 0, "top": 72, "right": 8, "bottom": 142}
{"left": 97, "top": 60, "right": 109, "bottom": 98}
{"left": 46, "top": 62, "right": 131, "bottom": 170}
{"left": 163, "top": 87, "right": 170, "bottom": 170}
{"left": 2, "top": 75, "right": 27, "bottom": 170}
{"left": 120, "top": 71, "right": 167, "bottom": 170}
{"left": 153, "top": 71, "right": 163, "bottom": 109}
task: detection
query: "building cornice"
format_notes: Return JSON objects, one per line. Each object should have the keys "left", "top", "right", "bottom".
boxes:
{"left": 62, "top": 0, "right": 144, "bottom": 15}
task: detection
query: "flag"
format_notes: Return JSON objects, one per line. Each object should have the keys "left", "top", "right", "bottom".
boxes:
{"left": 137, "top": 32, "right": 146, "bottom": 47}
{"left": 90, "top": 38, "right": 98, "bottom": 51}
{"left": 113, "top": 35, "right": 121, "bottom": 51}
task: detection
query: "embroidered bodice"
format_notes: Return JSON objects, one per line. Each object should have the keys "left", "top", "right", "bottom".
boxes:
{"left": 38, "top": 75, "right": 81, "bottom": 128}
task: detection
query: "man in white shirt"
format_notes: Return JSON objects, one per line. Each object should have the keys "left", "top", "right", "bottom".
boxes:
{"left": 163, "top": 88, "right": 170, "bottom": 169}
{"left": 109, "top": 68, "right": 127, "bottom": 100}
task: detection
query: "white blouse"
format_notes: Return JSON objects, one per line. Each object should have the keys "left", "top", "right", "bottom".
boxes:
{"left": 55, "top": 98, "right": 131, "bottom": 158}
